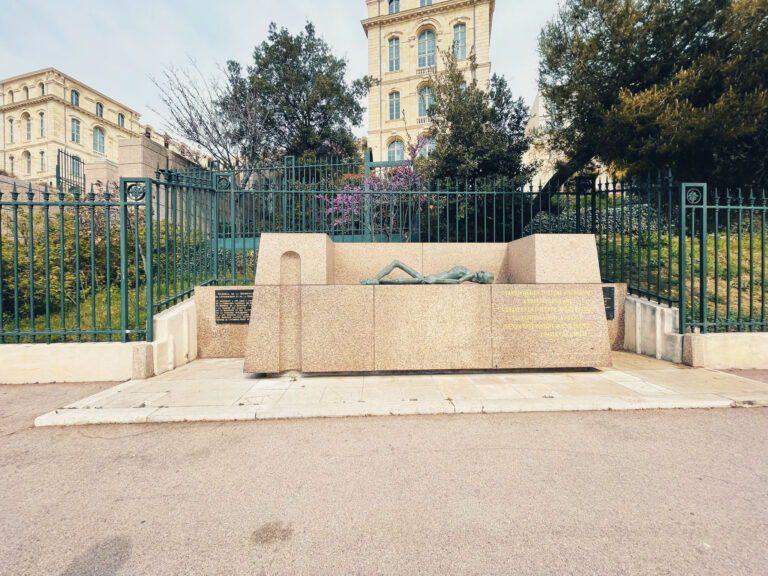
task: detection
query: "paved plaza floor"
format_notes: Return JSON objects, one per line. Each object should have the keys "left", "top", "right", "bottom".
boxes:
{"left": 34, "top": 352, "right": 768, "bottom": 426}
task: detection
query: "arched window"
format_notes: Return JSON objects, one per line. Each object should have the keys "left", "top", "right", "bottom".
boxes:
{"left": 96, "top": 103, "right": 103, "bottom": 118}
{"left": 420, "top": 0, "right": 432, "bottom": 6}
{"left": 9, "top": 156, "right": 14, "bottom": 175}
{"left": 39, "top": 82, "right": 45, "bottom": 96}
{"left": 70, "top": 90, "right": 79, "bottom": 106}
{"left": 389, "top": 92, "right": 401, "bottom": 120}
{"left": 23, "top": 114, "right": 31, "bottom": 141}
{"left": 453, "top": 24, "right": 467, "bottom": 59}
{"left": 418, "top": 138, "right": 436, "bottom": 158}
{"left": 40, "top": 151, "right": 45, "bottom": 172}
{"left": 418, "top": 30, "right": 436, "bottom": 68}
{"left": 39, "top": 112, "right": 45, "bottom": 137}
{"left": 387, "top": 140, "right": 404, "bottom": 162}
{"left": 93, "top": 127, "right": 105, "bottom": 154}
{"left": 23, "top": 87, "right": 29, "bottom": 100}
{"left": 388, "top": 38, "right": 400, "bottom": 72}
{"left": 418, "top": 86, "right": 434, "bottom": 117}
{"left": 71, "top": 118, "right": 81, "bottom": 143}
{"left": 8, "top": 90, "right": 13, "bottom": 103}
{"left": 8, "top": 119, "right": 13, "bottom": 143}
{"left": 23, "top": 151, "right": 31, "bottom": 174}
{"left": 117, "top": 113, "right": 125, "bottom": 128}
{"left": 388, "top": 0, "right": 399, "bottom": 15}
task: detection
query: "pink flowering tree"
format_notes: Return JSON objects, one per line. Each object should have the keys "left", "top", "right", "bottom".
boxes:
{"left": 316, "top": 136, "right": 429, "bottom": 240}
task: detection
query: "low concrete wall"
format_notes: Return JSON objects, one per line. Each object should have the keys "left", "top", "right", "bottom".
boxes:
{"left": 684, "top": 333, "right": 768, "bottom": 369}
{"left": 152, "top": 298, "right": 197, "bottom": 376}
{"left": 0, "top": 342, "right": 153, "bottom": 384}
{"left": 624, "top": 295, "right": 683, "bottom": 363}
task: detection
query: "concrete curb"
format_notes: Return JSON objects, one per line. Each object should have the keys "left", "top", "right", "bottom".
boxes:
{"left": 34, "top": 393, "right": 743, "bottom": 427}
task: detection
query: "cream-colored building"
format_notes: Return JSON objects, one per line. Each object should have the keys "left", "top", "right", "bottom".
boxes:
{"left": 362, "top": 0, "right": 495, "bottom": 162}
{"left": 0, "top": 68, "right": 146, "bottom": 185}
{"left": 0, "top": 68, "right": 199, "bottom": 187}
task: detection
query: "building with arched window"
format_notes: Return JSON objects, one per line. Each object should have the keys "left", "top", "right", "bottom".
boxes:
{"left": 362, "top": 0, "right": 494, "bottom": 161}
{"left": 0, "top": 68, "right": 146, "bottom": 183}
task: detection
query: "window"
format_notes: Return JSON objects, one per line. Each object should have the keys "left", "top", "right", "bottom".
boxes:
{"left": 388, "top": 0, "right": 399, "bottom": 14}
{"left": 96, "top": 103, "right": 103, "bottom": 118}
{"left": 420, "top": 0, "right": 432, "bottom": 6}
{"left": 93, "top": 127, "right": 105, "bottom": 154}
{"left": 23, "top": 152, "right": 31, "bottom": 174}
{"left": 8, "top": 90, "right": 13, "bottom": 104}
{"left": 70, "top": 90, "right": 79, "bottom": 106}
{"left": 454, "top": 24, "right": 467, "bottom": 59}
{"left": 24, "top": 114, "right": 31, "bottom": 141}
{"left": 23, "top": 87, "right": 29, "bottom": 100}
{"left": 117, "top": 113, "right": 125, "bottom": 128}
{"left": 418, "top": 86, "right": 434, "bottom": 117}
{"left": 389, "top": 92, "right": 401, "bottom": 120}
{"left": 71, "top": 118, "right": 81, "bottom": 143}
{"left": 387, "top": 140, "right": 404, "bottom": 162}
{"left": 388, "top": 38, "right": 400, "bottom": 72}
{"left": 39, "top": 112, "right": 45, "bottom": 137}
{"left": 39, "top": 82, "right": 45, "bottom": 96}
{"left": 8, "top": 119, "right": 13, "bottom": 143}
{"left": 418, "top": 138, "right": 436, "bottom": 158}
{"left": 40, "top": 151, "right": 45, "bottom": 172}
{"left": 72, "top": 156, "right": 81, "bottom": 177}
{"left": 418, "top": 30, "right": 436, "bottom": 68}
{"left": 9, "top": 157, "right": 14, "bottom": 175}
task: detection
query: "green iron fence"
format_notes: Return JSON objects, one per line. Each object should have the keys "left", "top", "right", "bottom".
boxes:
{"left": 0, "top": 180, "right": 147, "bottom": 343}
{"left": 680, "top": 183, "right": 767, "bottom": 333}
{"left": 1, "top": 157, "right": 765, "bottom": 343}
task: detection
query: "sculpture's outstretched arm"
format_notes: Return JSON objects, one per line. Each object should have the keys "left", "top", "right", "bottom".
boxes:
{"left": 361, "top": 260, "right": 424, "bottom": 285}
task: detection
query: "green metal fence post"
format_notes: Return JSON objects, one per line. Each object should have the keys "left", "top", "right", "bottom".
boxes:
{"left": 679, "top": 184, "right": 687, "bottom": 335}
{"left": 119, "top": 180, "right": 129, "bottom": 343}
{"left": 145, "top": 179, "right": 154, "bottom": 342}
{"left": 699, "top": 185, "right": 708, "bottom": 333}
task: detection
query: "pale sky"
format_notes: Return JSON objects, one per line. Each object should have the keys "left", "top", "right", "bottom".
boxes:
{"left": 0, "top": 0, "right": 561, "bottom": 137}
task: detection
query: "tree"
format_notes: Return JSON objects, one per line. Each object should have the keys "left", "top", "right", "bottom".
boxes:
{"left": 154, "top": 22, "right": 370, "bottom": 166}
{"left": 539, "top": 0, "right": 768, "bottom": 184}
{"left": 424, "top": 51, "right": 535, "bottom": 183}
{"left": 151, "top": 61, "right": 267, "bottom": 169}
{"left": 233, "top": 22, "right": 371, "bottom": 161}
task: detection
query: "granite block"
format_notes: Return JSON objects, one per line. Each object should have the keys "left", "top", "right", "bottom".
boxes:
{"left": 507, "top": 234, "right": 602, "bottom": 284}
{"left": 243, "top": 286, "right": 281, "bottom": 374}
{"left": 195, "top": 286, "right": 252, "bottom": 358}
{"left": 254, "top": 233, "right": 333, "bottom": 285}
{"left": 374, "top": 285, "right": 493, "bottom": 371}
{"left": 491, "top": 284, "right": 612, "bottom": 368}
{"left": 422, "top": 243, "right": 510, "bottom": 283}
{"left": 301, "top": 285, "right": 375, "bottom": 373}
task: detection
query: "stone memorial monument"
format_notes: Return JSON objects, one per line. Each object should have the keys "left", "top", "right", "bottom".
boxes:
{"left": 240, "top": 233, "right": 613, "bottom": 374}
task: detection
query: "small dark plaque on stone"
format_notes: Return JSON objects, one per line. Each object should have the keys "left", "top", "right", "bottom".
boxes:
{"left": 215, "top": 290, "right": 253, "bottom": 324}
{"left": 603, "top": 287, "right": 615, "bottom": 320}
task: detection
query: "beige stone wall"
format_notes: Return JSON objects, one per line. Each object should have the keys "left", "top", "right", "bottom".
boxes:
{"left": 118, "top": 136, "right": 196, "bottom": 180}
{"left": 363, "top": 0, "right": 494, "bottom": 161}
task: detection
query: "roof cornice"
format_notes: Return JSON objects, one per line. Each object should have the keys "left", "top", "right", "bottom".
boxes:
{"left": 362, "top": 0, "right": 494, "bottom": 32}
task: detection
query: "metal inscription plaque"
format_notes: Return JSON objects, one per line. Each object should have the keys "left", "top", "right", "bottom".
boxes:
{"left": 215, "top": 290, "right": 253, "bottom": 324}
{"left": 603, "top": 287, "right": 615, "bottom": 320}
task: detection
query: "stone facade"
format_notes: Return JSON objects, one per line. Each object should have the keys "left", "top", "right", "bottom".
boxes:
{"left": 0, "top": 68, "right": 198, "bottom": 186}
{"left": 362, "top": 0, "right": 495, "bottom": 162}
{"left": 0, "top": 68, "right": 143, "bottom": 185}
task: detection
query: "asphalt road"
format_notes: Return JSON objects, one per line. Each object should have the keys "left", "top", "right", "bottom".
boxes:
{"left": 1, "top": 382, "right": 767, "bottom": 576}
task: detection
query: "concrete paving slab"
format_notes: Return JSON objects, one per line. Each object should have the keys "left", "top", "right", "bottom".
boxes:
{"left": 33, "top": 353, "right": 768, "bottom": 427}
